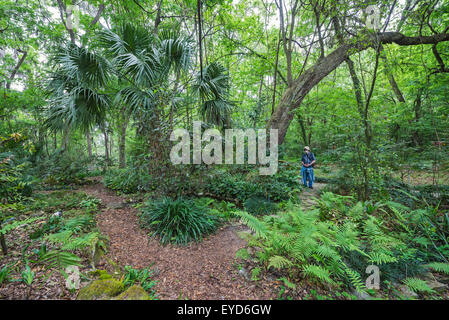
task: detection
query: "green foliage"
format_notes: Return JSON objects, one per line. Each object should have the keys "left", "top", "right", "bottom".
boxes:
{"left": 425, "top": 262, "right": 449, "bottom": 274}
{"left": 403, "top": 278, "right": 435, "bottom": 294}
{"left": 244, "top": 197, "right": 277, "bottom": 216}
{"left": 0, "top": 135, "right": 34, "bottom": 203}
{"left": 33, "top": 149, "right": 90, "bottom": 185}
{"left": 139, "top": 197, "right": 219, "bottom": 245}
{"left": 251, "top": 267, "right": 262, "bottom": 281}
{"left": 122, "top": 265, "right": 157, "bottom": 296}
{"left": 234, "top": 208, "right": 366, "bottom": 290}
{"left": 39, "top": 250, "right": 82, "bottom": 271}
{"left": 204, "top": 171, "right": 298, "bottom": 203}
{"left": 1, "top": 216, "right": 41, "bottom": 235}
{"left": 235, "top": 248, "right": 250, "bottom": 260}
{"left": 235, "top": 192, "right": 449, "bottom": 292}
{"left": 0, "top": 263, "right": 13, "bottom": 285}
{"left": 103, "top": 167, "right": 152, "bottom": 193}
{"left": 21, "top": 265, "right": 35, "bottom": 286}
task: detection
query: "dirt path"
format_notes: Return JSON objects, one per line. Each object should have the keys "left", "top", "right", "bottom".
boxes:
{"left": 80, "top": 181, "right": 276, "bottom": 300}
{"left": 299, "top": 182, "right": 326, "bottom": 211}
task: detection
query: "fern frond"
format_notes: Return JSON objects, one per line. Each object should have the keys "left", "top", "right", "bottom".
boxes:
{"left": 267, "top": 255, "right": 293, "bottom": 270}
{"left": 302, "top": 264, "right": 335, "bottom": 285}
{"left": 345, "top": 268, "right": 366, "bottom": 293}
{"left": 403, "top": 278, "right": 435, "bottom": 294}
{"left": 45, "top": 230, "right": 73, "bottom": 244}
{"left": 368, "top": 251, "right": 398, "bottom": 265}
{"left": 40, "top": 250, "right": 82, "bottom": 270}
{"left": 425, "top": 262, "right": 449, "bottom": 274}
{"left": 233, "top": 210, "right": 269, "bottom": 238}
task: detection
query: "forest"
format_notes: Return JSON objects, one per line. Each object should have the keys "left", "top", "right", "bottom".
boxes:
{"left": 1, "top": 0, "right": 449, "bottom": 301}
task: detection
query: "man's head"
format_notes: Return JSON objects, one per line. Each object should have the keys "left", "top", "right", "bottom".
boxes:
{"left": 304, "top": 146, "right": 310, "bottom": 153}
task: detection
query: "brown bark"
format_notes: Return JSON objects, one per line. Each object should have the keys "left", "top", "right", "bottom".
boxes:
{"left": 89, "top": 3, "right": 105, "bottom": 27}
{"left": 6, "top": 49, "right": 27, "bottom": 90}
{"left": 119, "top": 120, "right": 128, "bottom": 168}
{"left": 86, "top": 130, "right": 92, "bottom": 159}
{"left": 380, "top": 44, "right": 405, "bottom": 103}
{"left": 271, "top": 34, "right": 281, "bottom": 115}
{"left": 102, "top": 127, "right": 109, "bottom": 161}
{"left": 56, "top": 0, "right": 76, "bottom": 43}
{"left": 0, "top": 234, "right": 7, "bottom": 255}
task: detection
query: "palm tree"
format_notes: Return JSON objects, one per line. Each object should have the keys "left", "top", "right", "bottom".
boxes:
{"left": 45, "top": 44, "right": 110, "bottom": 153}
{"left": 99, "top": 24, "right": 195, "bottom": 170}
{"left": 193, "top": 62, "right": 233, "bottom": 129}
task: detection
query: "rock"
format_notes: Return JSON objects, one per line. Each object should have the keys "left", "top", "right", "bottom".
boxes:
{"left": 113, "top": 285, "right": 152, "bottom": 300}
{"left": 238, "top": 268, "right": 250, "bottom": 280}
{"left": 351, "top": 289, "right": 371, "bottom": 300}
{"left": 77, "top": 279, "right": 124, "bottom": 300}
{"left": 398, "top": 284, "right": 418, "bottom": 299}
{"left": 107, "top": 202, "right": 126, "bottom": 209}
{"left": 87, "top": 269, "right": 112, "bottom": 280}
{"left": 426, "top": 279, "right": 448, "bottom": 292}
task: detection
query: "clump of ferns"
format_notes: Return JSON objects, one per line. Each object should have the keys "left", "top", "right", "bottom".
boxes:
{"left": 44, "top": 214, "right": 108, "bottom": 268}
{"left": 234, "top": 208, "right": 370, "bottom": 293}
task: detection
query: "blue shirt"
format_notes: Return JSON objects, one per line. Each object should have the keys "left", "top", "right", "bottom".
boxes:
{"left": 301, "top": 152, "right": 316, "bottom": 166}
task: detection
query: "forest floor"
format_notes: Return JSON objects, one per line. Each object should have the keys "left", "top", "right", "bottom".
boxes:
{"left": 299, "top": 182, "right": 327, "bottom": 211}
{"left": 81, "top": 179, "right": 279, "bottom": 300}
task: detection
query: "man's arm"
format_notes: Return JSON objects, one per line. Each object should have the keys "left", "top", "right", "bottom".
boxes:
{"left": 310, "top": 153, "right": 316, "bottom": 166}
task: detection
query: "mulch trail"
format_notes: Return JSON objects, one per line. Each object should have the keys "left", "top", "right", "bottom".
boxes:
{"left": 299, "top": 182, "right": 326, "bottom": 211}
{"left": 81, "top": 181, "right": 277, "bottom": 300}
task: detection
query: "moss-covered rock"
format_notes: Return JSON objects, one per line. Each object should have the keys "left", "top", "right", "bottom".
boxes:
{"left": 88, "top": 269, "right": 112, "bottom": 280}
{"left": 77, "top": 279, "right": 124, "bottom": 300}
{"left": 113, "top": 285, "right": 153, "bottom": 300}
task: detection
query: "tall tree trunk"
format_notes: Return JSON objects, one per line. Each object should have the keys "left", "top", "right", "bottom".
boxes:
{"left": 86, "top": 131, "right": 93, "bottom": 159}
{"left": 271, "top": 33, "right": 281, "bottom": 115}
{"left": 102, "top": 127, "right": 109, "bottom": 161}
{"left": 380, "top": 44, "right": 405, "bottom": 103}
{"left": 0, "top": 234, "right": 7, "bottom": 255}
{"left": 119, "top": 111, "right": 130, "bottom": 168}
{"left": 412, "top": 89, "right": 423, "bottom": 147}
{"left": 297, "top": 113, "right": 308, "bottom": 146}
{"left": 62, "top": 126, "right": 70, "bottom": 151}
{"left": 6, "top": 50, "right": 27, "bottom": 90}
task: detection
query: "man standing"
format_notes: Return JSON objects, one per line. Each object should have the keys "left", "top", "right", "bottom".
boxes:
{"left": 301, "top": 146, "right": 316, "bottom": 189}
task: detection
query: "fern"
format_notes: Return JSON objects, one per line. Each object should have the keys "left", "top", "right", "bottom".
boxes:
{"left": 278, "top": 276, "right": 296, "bottom": 289}
{"left": 302, "top": 264, "right": 335, "bottom": 285}
{"left": 235, "top": 248, "right": 250, "bottom": 260}
{"left": 268, "top": 255, "right": 293, "bottom": 270}
{"left": 233, "top": 210, "right": 269, "bottom": 238}
{"left": 62, "top": 215, "right": 95, "bottom": 233}
{"left": 403, "top": 277, "right": 435, "bottom": 294}
{"left": 45, "top": 230, "right": 73, "bottom": 244}
{"left": 368, "top": 251, "right": 398, "bottom": 265}
{"left": 345, "top": 268, "right": 366, "bottom": 293}
{"left": 40, "top": 250, "right": 82, "bottom": 271}
{"left": 0, "top": 217, "right": 41, "bottom": 235}
{"left": 425, "top": 262, "right": 449, "bottom": 274}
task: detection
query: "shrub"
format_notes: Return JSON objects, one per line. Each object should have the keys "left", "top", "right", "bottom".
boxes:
{"left": 244, "top": 197, "right": 277, "bottom": 216}
{"left": 33, "top": 149, "right": 90, "bottom": 185}
{"left": 139, "top": 197, "right": 219, "bottom": 245}
{"left": 103, "top": 167, "right": 152, "bottom": 193}
{"left": 204, "top": 171, "right": 299, "bottom": 203}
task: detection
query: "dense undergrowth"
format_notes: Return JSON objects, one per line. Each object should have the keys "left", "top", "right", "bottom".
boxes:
{"left": 233, "top": 192, "right": 449, "bottom": 299}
